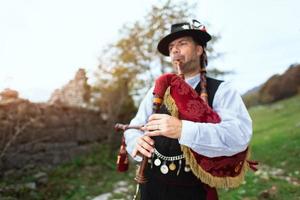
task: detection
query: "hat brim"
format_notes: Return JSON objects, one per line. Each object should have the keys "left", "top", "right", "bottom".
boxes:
{"left": 157, "top": 30, "right": 211, "bottom": 56}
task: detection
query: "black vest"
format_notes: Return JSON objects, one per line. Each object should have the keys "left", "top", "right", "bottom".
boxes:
{"left": 145, "top": 77, "right": 223, "bottom": 186}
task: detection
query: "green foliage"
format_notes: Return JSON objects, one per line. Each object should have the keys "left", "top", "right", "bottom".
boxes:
{"left": 39, "top": 145, "right": 131, "bottom": 200}
{"left": 91, "top": 65, "right": 137, "bottom": 148}
{"left": 112, "top": 0, "right": 196, "bottom": 73}
{"left": 90, "top": 1, "right": 212, "bottom": 148}
{"left": 0, "top": 145, "right": 135, "bottom": 200}
{"left": 91, "top": 0, "right": 222, "bottom": 109}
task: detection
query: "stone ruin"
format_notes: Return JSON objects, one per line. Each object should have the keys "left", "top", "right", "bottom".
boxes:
{"left": 0, "top": 68, "right": 109, "bottom": 175}
{"left": 48, "top": 68, "right": 91, "bottom": 108}
{"left": 0, "top": 88, "right": 21, "bottom": 103}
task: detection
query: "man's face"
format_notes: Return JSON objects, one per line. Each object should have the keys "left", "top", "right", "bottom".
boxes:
{"left": 168, "top": 36, "right": 203, "bottom": 74}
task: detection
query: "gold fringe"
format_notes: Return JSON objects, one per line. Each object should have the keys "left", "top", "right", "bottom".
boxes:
{"left": 163, "top": 92, "right": 252, "bottom": 188}
{"left": 181, "top": 145, "right": 251, "bottom": 188}
{"left": 163, "top": 87, "right": 179, "bottom": 118}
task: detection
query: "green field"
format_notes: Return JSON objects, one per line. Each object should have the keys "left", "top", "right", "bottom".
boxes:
{"left": 1, "top": 95, "right": 299, "bottom": 200}
{"left": 219, "top": 95, "right": 300, "bottom": 199}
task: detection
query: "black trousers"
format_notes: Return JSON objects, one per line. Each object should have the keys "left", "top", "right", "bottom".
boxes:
{"left": 140, "top": 177, "right": 207, "bottom": 200}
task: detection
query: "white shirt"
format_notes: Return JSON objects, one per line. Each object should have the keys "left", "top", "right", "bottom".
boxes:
{"left": 124, "top": 73, "right": 252, "bottom": 160}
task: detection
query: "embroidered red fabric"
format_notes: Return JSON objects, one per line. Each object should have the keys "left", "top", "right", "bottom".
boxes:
{"left": 153, "top": 73, "right": 249, "bottom": 177}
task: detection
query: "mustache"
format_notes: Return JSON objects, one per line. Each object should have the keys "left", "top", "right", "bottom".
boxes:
{"left": 171, "top": 54, "right": 184, "bottom": 62}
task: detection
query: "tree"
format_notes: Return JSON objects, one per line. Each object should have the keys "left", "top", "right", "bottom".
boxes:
{"left": 109, "top": 1, "right": 224, "bottom": 99}
{"left": 111, "top": 1, "right": 197, "bottom": 95}
{"left": 91, "top": 1, "right": 223, "bottom": 148}
{"left": 91, "top": 63, "right": 137, "bottom": 149}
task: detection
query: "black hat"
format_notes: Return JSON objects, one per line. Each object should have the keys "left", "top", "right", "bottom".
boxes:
{"left": 157, "top": 19, "right": 212, "bottom": 56}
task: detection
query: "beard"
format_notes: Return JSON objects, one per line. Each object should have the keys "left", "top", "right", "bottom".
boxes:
{"left": 176, "top": 56, "right": 200, "bottom": 75}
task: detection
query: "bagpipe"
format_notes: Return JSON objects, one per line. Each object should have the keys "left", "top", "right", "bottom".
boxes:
{"left": 115, "top": 62, "right": 257, "bottom": 188}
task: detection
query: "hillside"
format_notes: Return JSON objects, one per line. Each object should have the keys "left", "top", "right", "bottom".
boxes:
{"left": 219, "top": 94, "right": 300, "bottom": 199}
{"left": 1, "top": 95, "right": 299, "bottom": 199}
{"left": 243, "top": 64, "right": 300, "bottom": 107}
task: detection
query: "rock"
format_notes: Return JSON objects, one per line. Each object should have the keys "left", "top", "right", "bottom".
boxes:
{"left": 269, "top": 168, "right": 284, "bottom": 176}
{"left": 3, "top": 170, "right": 15, "bottom": 178}
{"left": 115, "top": 180, "right": 128, "bottom": 187}
{"left": 112, "top": 180, "right": 130, "bottom": 193}
{"left": 113, "top": 187, "right": 128, "bottom": 193}
{"left": 33, "top": 172, "right": 48, "bottom": 185}
{"left": 92, "top": 193, "right": 112, "bottom": 200}
{"left": 0, "top": 88, "right": 19, "bottom": 101}
{"left": 259, "top": 185, "right": 278, "bottom": 199}
{"left": 260, "top": 172, "right": 270, "bottom": 181}
{"left": 24, "top": 182, "right": 37, "bottom": 190}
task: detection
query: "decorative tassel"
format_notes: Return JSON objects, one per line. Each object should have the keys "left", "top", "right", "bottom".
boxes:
{"left": 117, "top": 136, "right": 129, "bottom": 172}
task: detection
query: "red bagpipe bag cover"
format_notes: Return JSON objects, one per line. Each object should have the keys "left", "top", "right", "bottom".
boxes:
{"left": 152, "top": 73, "right": 257, "bottom": 188}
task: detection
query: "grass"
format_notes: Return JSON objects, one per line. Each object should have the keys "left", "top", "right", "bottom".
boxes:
{"left": 40, "top": 146, "right": 136, "bottom": 200}
{"left": 1, "top": 95, "right": 299, "bottom": 199}
{"left": 219, "top": 95, "right": 300, "bottom": 199}
{"left": 249, "top": 96, "right": 300, "bottom": 172}
{"left": 0, "top": 145, "right": 136, "bottom": 200}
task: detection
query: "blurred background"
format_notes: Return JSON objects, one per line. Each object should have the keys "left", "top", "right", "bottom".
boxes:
{"left": 0, "top": 0, "right": 299, "bottom": 199}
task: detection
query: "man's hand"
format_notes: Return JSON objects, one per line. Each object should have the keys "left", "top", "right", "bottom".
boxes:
{"left": 132, "top": 114, "right": 182, "bottom": 158}
{"left": 132, "top": 135, "right": 154, "bottom": 158}
{"left": 142, "top": 114, "right": 182, "bottom": 139}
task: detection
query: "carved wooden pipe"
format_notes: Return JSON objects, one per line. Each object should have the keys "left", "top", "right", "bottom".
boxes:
{"left": 115, "top": 93, "right": 163, "bottom": 184}
{"left": 134, "top": 94, "right": 163, "bottom": 184}
{"left": 115, "top": 124, "right": 144, "bottom": 131}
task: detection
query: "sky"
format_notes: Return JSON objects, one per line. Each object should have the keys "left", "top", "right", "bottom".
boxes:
{"left": 0, "top": 0, "right": 299, "bottom": 102}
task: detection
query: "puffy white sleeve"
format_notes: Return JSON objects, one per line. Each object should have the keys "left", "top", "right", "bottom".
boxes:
{"left": 178, "top": 81, "right": 253, "bottom": 157}
{"left": 124, "top": 87, "right": 154, "bottom": 161}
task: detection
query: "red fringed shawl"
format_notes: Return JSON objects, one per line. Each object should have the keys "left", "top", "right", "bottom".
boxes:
{"left": 153, "top": 73, "right": 257, "bottom": 188}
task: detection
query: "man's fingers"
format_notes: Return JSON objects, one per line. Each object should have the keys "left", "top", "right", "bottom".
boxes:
{"left": 143, "top": 135, "right": 155, "bottom": 145}
{"left": 148, "top": 114, "right": 167, "bottom": 121}
{"left": 144, "top": 130, "right": 161, "bottom": 137}
{"left": 137, "top": 138, "right": 154, "bottom": 153}
{"left": 142, "top": 123, "right": 160, "bottom": 131}
{"left": 137, "top": 146, "right": 152, "bottom": 158}
{"left": 132, "top": 146, "right": 150, "bottom": 158}
{"left": 132, "top": 136, "right": 154, "bottom": 158}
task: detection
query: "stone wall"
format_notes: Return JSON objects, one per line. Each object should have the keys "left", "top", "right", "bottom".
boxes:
{"left": 0, "top": 99, "right": 108, "bottom": 173}
{"left": 0, "top": 88, "right": 19, "bottom": 102}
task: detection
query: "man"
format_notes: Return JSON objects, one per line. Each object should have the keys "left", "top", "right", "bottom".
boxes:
{"left": 124, "top": 19, "right": 252, "bottom": 200}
